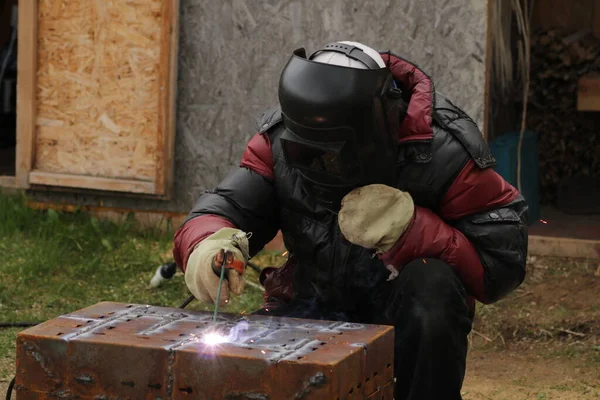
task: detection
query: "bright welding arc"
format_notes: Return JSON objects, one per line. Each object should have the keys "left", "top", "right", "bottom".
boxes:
{"left": 202, "top": 332, "right": 228, "bottom": 346}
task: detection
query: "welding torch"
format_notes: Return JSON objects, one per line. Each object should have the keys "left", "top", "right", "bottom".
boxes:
{"left": 210, "top": 230, "right": 251, "bottom": 323}
{"left": 178, "top": 258, "right": 262, "bottom": 311}
{"left": 210, "top": 250, "right": 238, "bottom": 323}
{"left": 177, "top": 231, "right": 263, "bottom": 314}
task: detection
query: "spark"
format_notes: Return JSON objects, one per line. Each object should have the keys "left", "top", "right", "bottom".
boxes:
{"left": 261, "top": 350, "right": 266, "bottom": 354}
{"left": 282, "top": 251, "right": 289, "bottom": 257}
{"left": 540, "top": 219, "right": 548, "bottom": 224}
{"left": 422, "top": 259, "right": 427, "bottom": 264}
{"left": 202, "top": 332, "right": 228, "bottom": 346}
{"left": 265, "top": 308, "right": 269, "bottom": 312}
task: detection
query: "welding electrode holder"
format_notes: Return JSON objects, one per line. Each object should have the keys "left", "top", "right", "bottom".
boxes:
{"left": 211, "top": 249, "right": 234, "bottom": 278}
{"left": 210, "top": 231, "right": 253, "bottom": 278}
{"left": 212, "top": 250, "right": 231, "bottom": 316}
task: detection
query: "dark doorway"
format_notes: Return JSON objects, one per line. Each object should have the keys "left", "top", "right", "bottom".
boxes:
{"left": 0, "top": 0, "right": 18, "bottom": 177}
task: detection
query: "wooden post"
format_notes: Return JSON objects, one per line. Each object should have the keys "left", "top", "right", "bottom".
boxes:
{"left": 594, "top": 0, "right": 600, "bottom": 39}
{"left": 483, "top": 0, "right": 494, "bottom": 141}
{"left": 15, "top": 0, "right": 38, "bottom": 189}
{"left": 155, "top": 0, "right": 179, "bottom": 198}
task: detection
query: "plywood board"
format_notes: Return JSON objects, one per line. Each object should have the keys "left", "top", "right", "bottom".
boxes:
{"left": 577, "top": 74, "right": 600, "bottom": 111}
{"left": 17, "top": 0, "right": 178, "bottom": 196}
{"left": 529, "top": 235, "right": 600, "bottom": 260}
{"left": 29, "top": 171, "right": 156, "bottom": 194}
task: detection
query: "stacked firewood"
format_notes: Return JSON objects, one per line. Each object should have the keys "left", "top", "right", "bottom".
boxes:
{"left": 527, "top": 29, "right": 600, "bottom": 204}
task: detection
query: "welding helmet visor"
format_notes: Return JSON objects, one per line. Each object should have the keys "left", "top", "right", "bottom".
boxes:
{"left": 278, "top": 47, "right": 404, "bottom": 207}
{"left": 280, "top": 126, "right": 360, "bottom": 186}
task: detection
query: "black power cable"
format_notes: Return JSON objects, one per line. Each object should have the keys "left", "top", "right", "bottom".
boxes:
{"left": 5, "top": 377, "right": 15, "bottom": 400}
{"left": 179, "top": 295, "right": 195, "bottom": 309}
{"left": 0, "top": 322, "right": 40, "bottom": 329}
{"left": 246, "top": 261, "right": 261, "bottom": 274}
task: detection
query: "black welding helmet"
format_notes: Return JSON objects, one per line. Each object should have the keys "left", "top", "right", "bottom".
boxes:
{"left": 278, "top": 42, "right": 406, "bottom": 208}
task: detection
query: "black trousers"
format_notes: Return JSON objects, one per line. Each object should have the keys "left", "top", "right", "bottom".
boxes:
{"left": 256, "top": 258, "right": 473, "bottom": 400}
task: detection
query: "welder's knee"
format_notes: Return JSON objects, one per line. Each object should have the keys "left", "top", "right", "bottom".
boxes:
{"left": 383, "top": 259, "right": 472, "bottom": 399}
{"left": 382, "top": 258, "right": 471, "bottom": 328}
{"left": 401, "top": 258, "right": 467, "bottom": 307}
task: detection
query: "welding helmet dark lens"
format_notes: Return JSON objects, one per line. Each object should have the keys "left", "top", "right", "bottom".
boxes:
{"left": 281, "top": 129, "right": 360, "bottom": 185}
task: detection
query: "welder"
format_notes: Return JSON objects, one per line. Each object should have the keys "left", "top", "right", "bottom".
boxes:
{"left": 173, "top": 41, "right": 528, "bottom": 400}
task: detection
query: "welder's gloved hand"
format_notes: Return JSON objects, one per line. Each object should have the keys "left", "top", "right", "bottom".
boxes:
{"left": 184, "top": 228, "right": 250, "bottom": 306}
{"left": 338, "top": 184, "right": 415, "bottom": 254}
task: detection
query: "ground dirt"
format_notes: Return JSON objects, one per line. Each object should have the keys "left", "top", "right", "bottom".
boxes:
{"left": 464, "top": 346, "right": 599, "bottom": 399}
{"left": 462, "top": 256, "right": 600, "bottom": 399}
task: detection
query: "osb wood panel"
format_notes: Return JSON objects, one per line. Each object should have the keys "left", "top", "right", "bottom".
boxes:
{"left": 28, "top": 0, "right": 488, "bottom": 213}
{"left": 34, "top": 0, "right": 168, "bottom": 185}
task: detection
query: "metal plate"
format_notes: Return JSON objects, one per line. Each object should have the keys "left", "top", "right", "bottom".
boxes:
{"left": 15, "top": 302, "right": 394, "bottom": 399}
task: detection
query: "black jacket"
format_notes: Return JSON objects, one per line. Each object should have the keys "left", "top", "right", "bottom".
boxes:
{"left": 174, "top": 54, "right": 528, "bottom": 313}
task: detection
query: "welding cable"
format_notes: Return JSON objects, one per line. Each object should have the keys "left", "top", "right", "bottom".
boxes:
{"left": 5, "top": 377, "right": 15, "bottom": 400}
{"left": 179, "top": 294, "right": 196, "bottom": 309}
{"left": 0, "top": 322, "right": 41, "bottom": 329}
{"left": 246, "top": 261, "right": 261, "bottom": 273}
{"left": 151, "top": 260, "right": 260, "bottom": 288}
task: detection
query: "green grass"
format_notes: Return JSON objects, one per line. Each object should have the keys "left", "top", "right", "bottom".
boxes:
{"left": 0, "top": 191, "right": 272, "bottom": 380}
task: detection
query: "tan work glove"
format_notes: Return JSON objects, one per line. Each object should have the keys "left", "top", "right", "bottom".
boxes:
{"left": 184, "top": 228, "right": 251, "bottom": 305}
{"left": 338, "top": 184, "right": 415, "bottom": 254}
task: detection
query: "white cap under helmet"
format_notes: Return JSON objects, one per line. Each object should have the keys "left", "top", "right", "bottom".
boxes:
{"left": 309, "top": 41, "right": 386, "bottom": 70}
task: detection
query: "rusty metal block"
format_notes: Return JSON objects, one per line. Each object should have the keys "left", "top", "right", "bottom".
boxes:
{"left": 15, "top": 302, "right": 395, "bottom": 399}
{"left": 365, "top": 380, "right": 394, "bottom": 399}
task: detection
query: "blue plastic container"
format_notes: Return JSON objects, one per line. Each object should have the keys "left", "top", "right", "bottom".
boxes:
{"left": 488, "top": 131, "right": 540, "bottom": 225}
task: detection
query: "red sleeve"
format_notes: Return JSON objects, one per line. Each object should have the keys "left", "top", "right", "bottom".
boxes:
{"left": 380, "top": 160, "right": 520, "bottom": 302}
{"left": 240, "top": 133, "right": 274, "bottom": 179}
{"left": 173, "top": 215, "right": 235, "bottom": 271}
{"left": 440, "top": 160, "right": 519, "bottom": 219}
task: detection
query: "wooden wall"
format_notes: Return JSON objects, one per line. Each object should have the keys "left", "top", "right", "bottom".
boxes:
{"left": 532, "top": 0, "right": 600, "bottom": 37}
{"left": 24, "top": 0, "right": 489, "bottom": 214}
